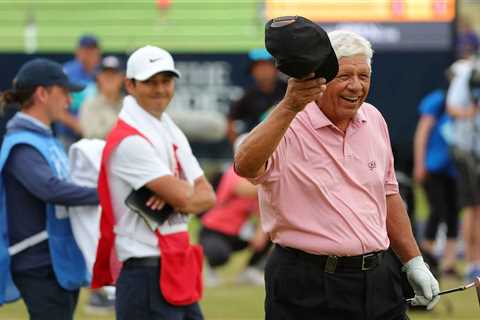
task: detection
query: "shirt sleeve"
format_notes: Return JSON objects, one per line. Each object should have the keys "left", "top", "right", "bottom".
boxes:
{"left": 79, "top": 97, "right": 103, "bottom": 139}
{"left": 419, "top": 91, "right": 444, "bottom": 117}
{"left": 4, "top": 144, "right": 99, "bottom": 206}
{"left": 109, "top": 135, "right": 172, "bottom": 190}
{"left": 447, "top": 69, "right": 473, "bottom": 109}
{"left": 173, "top": 127, "right": 204, "bottom": 182}
{"left": 247, "top": 128, "right": 290, "bottom": 185}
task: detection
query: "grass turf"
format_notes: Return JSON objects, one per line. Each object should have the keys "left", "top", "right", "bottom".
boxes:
{"left": 0, "top": 0, "right": 266, "bottom": 53}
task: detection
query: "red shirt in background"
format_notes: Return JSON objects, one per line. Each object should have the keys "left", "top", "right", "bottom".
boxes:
{"left": 202, "top": 165, "right": 258, "bottom": 236}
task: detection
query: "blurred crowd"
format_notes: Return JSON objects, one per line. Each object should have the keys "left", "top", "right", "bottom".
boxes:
{"left": 0, "top": 32, "right": 284, "bottom": 316}
{"left": 412, "top": 17, "right": 480, "bottom": 284}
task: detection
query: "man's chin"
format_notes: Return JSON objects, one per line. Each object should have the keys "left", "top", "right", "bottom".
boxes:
{"left": 338, "top": 108, "right": 359, "bottom": 121}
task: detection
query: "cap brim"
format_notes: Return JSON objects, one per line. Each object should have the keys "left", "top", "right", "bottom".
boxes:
{"left": 134, "top": 67, "right": 181, "bottom": 81}
{"left": 64, "top": 82, "right": 85, "bottom": 92}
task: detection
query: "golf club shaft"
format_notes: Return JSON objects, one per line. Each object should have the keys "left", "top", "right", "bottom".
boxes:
{"left": 438, "top": 286, "right": 467, "bottom": 295}
{"left": 406, "top": 285, "right": 467, "bottom": 303}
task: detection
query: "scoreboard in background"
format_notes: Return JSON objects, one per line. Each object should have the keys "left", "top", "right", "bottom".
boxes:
{"left": 266, "top": 0, "right": 456, "bottom": 51}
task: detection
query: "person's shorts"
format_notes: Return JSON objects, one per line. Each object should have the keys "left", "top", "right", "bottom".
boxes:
{"left": 452, "top": 149, "right": 480, "bottom": 208}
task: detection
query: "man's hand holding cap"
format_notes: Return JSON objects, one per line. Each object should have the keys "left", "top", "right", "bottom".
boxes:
{"left": 265, "top": 16, "right": 338, "bottom": 81}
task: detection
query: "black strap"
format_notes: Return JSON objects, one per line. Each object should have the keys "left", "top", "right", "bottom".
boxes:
{"left": 277, "top": 245, "right": 384, "bottom": 273}
{"left": 123, "top": 257, "right": 160, "bottom": 268}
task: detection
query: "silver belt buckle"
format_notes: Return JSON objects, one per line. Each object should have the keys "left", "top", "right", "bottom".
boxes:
{"left": 361, "top": 253, "right": 376, "bottom": 271}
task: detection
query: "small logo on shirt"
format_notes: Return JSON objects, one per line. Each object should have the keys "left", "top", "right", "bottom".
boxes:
{"left": 368, "top": 161, "right": 376, "bottom": 170}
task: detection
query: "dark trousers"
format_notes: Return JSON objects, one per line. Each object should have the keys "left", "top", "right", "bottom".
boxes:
{"left": 116, "top": 261, "right": 204, "bottom": 320}
{"left": 452, "top": 149, "right": 480, "bottom": 207}
{"left": 199, "top": 227, "right": 271, "bottom": 268}
{"left": 423, "top": 172, "right": 459, "bottom": 240}
{"left": 12, "top": 265, "right": 79, "bottom": 320}
{"left": 265, "top": 246, "right": 408, "bottom": 320}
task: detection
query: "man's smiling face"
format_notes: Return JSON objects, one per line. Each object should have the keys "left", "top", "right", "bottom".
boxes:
{"left": 316, "top": 54, "right": 371, "bottom": 130}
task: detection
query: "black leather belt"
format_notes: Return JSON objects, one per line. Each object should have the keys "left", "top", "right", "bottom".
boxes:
{"left": 123, "top": 257, "right": 160, "bottom": 268}
{"left": 277, "top": 245, "right": 384, "bottom": 273}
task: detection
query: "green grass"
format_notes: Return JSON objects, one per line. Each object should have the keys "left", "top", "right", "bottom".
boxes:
{"left": 0, "top": 0, "right": 266, "bottom": 53}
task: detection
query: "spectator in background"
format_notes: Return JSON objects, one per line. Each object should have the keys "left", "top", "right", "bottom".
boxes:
{"left": 64, "top": 35, "right": 101, "bottom": 85}
{"left": 0, "top": 58, "right": 98, "bottom": 319}
{"left": 226, "top": 48, "right": 286, "bottom": 143}
{"left": 446, "top": 53, "right": 480, "bottom": 281}
{"left": 456, "top": 17, "right": 479, "bottom": 60}
{"left": 80, "top": 56, "right": 124, "bottom": 139}
{"left": 55, "top": 34, "right": 101, "bottom": 148}
{"left": 200, "top": 135, "right": 270, "bottom": 287}
{"left": 413, "top": 71, "right": 459, "bottom": 278}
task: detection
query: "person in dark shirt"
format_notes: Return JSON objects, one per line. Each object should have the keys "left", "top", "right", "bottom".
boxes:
{"left": 227, "top": 48, "right": 286, "bottom": 143}
{"left": 0, "top": 58, "right": 98, "bottom": 320}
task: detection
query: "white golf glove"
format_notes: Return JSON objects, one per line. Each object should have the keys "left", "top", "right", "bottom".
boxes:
{"left": 402, "top": 256, "right": 440, "bottom": 310}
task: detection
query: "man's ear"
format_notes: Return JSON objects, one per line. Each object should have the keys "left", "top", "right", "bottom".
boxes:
{"left": 33, "top": 86, "right": 48, "bottom": 105}
{"left": 125, "top": 78, "right": 135, "bottom": 95}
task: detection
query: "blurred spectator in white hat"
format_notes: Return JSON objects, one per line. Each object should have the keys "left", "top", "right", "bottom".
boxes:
{"left": 80, "top": 55, "right": 124, "bottom": 139}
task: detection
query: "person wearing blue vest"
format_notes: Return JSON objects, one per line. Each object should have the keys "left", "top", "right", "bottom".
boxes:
{"left": 413, "top": 86, "right": 459, "bottom": 277}
{"left": 0, "top": 58, "right": 99, "bottom": 319}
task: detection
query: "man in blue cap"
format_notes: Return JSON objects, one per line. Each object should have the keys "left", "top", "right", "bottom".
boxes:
{"left": 64, "top": 34, "right": 101, "bottom": 86}
{"left": 226, "top": 48, "right": 286, "bottom": 144}
{"left": 0, "top": 58, "right": 99, "bottom": 319}
{"left": 56, "top": 34, "right": 102, "bottom": 148}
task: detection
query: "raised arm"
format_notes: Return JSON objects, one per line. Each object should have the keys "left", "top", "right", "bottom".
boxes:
{"left": 234, "top": 76, "right": 326, "bottom": 178}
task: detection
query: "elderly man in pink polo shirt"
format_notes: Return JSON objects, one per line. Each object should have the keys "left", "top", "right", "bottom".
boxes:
{"left": 235, "top": 30, "right": 440, "bottom": 320}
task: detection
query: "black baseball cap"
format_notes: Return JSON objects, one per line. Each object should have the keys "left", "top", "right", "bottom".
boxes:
{"left": 13, "top": 58, "right": 85, "bottom": 93}
{"left": 265, "top": 16, "right": 338, "bottom": 81}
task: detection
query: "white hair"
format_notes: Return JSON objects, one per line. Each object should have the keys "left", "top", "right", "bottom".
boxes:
{"left": 328, "top": 30, "right": 373, "bottom": 66}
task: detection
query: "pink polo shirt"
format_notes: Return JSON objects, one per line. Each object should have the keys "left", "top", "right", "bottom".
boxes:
{"left": 250, "top": 102, "right": 399, "bottom": 256}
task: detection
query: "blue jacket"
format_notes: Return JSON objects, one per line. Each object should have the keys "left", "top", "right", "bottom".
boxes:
{"left": 0, "top": 113, "right": 98, "bottom": 304}
{"left": 419, "top": 89, "right": 455, "bottom": 175}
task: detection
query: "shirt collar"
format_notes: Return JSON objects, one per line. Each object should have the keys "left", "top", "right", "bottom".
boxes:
{"left": 17, "top": 112, "right": 52, "bottom": 132}
{"left": 306, "top": 101, "right": 368, "bottom": 130}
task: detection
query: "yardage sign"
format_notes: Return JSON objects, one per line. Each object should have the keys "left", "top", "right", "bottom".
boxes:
{"left": 265, "top": 0, "right": 456, "bottom": 51}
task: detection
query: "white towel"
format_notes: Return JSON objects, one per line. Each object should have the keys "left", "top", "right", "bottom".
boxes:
{"left": 68, "top": 138, "right": 105, "bottom": 273}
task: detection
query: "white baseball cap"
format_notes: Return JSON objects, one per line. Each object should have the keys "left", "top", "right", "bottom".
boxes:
{"left": 126, "top": 45, "right": 181, "bottom": 81}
